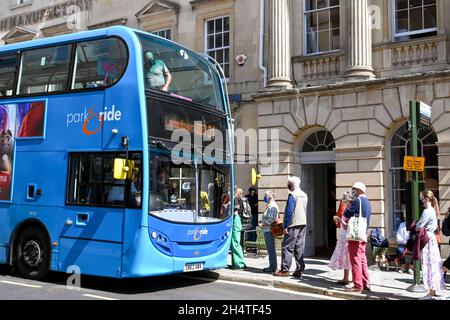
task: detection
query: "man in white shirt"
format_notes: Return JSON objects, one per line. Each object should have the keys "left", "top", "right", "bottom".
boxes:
{"left": 396, "top": 214, "right": 412, "bottom": 274}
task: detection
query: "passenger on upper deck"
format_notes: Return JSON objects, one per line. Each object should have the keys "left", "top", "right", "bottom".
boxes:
{"left": 144, "top": 51, "right": 172, "bottom": 92}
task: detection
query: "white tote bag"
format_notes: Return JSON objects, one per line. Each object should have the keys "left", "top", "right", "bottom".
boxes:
{"left": 346, "top": 198, "right": 368, "bottom": 242}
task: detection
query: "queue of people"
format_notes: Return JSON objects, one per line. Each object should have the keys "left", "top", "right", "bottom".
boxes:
{"left": 229, "top": 178, "right": 448, "bottom": 299}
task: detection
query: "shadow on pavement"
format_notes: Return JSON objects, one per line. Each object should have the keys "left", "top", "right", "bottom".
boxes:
{"left": 1, "top": 269, "right": 220, "bottom": 296}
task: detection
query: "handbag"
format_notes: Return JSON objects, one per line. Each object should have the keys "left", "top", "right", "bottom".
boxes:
{"left": 346, "top": 198, "right": 368, "bottom": 242}
{"left": 271, "top": 218, "right": 284, "bottom": 237}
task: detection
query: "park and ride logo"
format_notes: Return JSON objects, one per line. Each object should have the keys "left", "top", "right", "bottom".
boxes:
{"left": 187, "top": 227, "right": 209, "bottom": 241}
{"left": 66, "top": 105, "right": 122, "bottom": 135}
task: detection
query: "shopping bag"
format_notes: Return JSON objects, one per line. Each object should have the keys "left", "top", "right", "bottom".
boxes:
{"left": 346, "top": 198, "right": 367, "bottom": 242}
{"left": 271, "top": 218, "right": 284, "bottom": 237}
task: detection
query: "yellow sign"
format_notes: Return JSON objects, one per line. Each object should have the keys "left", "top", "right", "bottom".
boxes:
{"left": 403, "top": 156, "right": 425, "bottom": 172}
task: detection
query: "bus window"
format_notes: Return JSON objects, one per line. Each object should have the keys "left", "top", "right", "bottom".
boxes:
{"left": 73, "top": 38, "right": 127, "bottom": 89}
{"left": 67, "top": 152, "right": 142, "bottom": 208}
{"left": 18, "top": 44, "right": 72, "bottom": 95}
{"left": 0, "top": 53, "right": 17, "bottom": 97}
{"left": 136, "top": 33, "right": 225, "bottom": 111}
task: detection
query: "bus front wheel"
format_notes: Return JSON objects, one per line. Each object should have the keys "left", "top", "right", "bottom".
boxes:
{"left": 15, "top": 228, "right": 50, "bottom": 280}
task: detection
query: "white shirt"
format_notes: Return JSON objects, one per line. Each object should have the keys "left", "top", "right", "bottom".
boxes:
{"left": 417, "top": 206, "right": 438, "bottom": 232}
{"left": 396, "top": 222, "right": 409, "bottom": 245}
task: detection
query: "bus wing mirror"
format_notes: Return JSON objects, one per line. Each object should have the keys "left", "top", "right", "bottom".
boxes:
{"left": 114, "top": 158, "right": 129, "bottom": 180}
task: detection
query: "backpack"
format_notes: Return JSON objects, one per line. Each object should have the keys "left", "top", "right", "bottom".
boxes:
{"left": 442, "top": 215, "right": 450, "bottom": 237}
{"left": 370, "top": 228, "right": 389, "bottom": 248}
{"left": 241, "top": 197, "right": 252, "bottom": 220}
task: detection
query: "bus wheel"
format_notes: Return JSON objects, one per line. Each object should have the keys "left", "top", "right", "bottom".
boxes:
{"left": 15, "top": 228, "right": 50, "bottom": 280}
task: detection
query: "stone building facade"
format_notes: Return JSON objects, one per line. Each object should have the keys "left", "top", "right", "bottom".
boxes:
{"left": 1, "top": 0, "right": 449, "bottom": 258}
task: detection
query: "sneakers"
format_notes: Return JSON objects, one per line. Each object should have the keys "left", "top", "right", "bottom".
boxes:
{"left": 292, "top": 271, "right": 303, "bottom": 279}
{"left": 407, "top": 269, "right": 414, "bottom": 275}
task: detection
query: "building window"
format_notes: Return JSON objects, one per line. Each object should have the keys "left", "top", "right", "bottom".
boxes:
{"left": 205, "top": 16, "right": 230, "bottom": 78}
{"left": 305, "top": 0, "right": 340, "bottom": 55}
{"left": 152, "top": 29, "right": 172, "bottom": 40}
{"left": 302, "top": 130, "right": 336, "bottom": 152}
{"left": 394, "top": 0, "right": 437, "bottom": 40}
{"left": 389, "top": 125, "right": 438, "bottom": 233}
{"left": 0, "top": 53, "right": 18, "bottom": 97}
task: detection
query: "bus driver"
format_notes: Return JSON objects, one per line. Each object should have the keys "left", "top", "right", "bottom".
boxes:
{"left": 144, "top": 51, "right": 172, "bottom": 92}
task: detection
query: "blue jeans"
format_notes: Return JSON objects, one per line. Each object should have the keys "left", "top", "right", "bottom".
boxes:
{"left": 263, "top": 231, "right": 277, "bottom": 270}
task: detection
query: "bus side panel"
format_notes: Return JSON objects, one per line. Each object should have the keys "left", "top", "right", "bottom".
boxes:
{"left": 59, "top": 238, "right": 122, "bottom": 278}
{"left": 60, "top": 207, "right": 124, "bottom": 243}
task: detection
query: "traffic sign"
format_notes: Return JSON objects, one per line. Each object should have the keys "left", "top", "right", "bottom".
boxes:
{"left": 403, "top": 156, "right": 425, "bottom": 172}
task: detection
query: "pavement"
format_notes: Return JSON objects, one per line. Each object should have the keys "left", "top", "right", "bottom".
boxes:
{"left": 197, "top": 253, "right": 450, "bottom": 300}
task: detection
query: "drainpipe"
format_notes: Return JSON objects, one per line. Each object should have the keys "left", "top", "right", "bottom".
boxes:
{"left": 259, "top": 0, "right": 267, "bottom": 88}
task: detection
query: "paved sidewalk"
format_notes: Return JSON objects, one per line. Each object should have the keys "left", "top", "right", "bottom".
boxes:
{"left": 198, "top": 254, "right": 450, "bottom": 300}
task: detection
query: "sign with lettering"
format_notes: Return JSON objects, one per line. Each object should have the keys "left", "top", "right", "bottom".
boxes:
{"left": 0, "top": 0, "right": 93, "bottom": 33}
{"left": 403, "top": 156, "right": 426, "bottom": 172}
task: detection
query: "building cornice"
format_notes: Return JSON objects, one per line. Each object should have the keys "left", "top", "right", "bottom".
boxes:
{"left": 254, "top": 69, "right": 450, "bottom": 101}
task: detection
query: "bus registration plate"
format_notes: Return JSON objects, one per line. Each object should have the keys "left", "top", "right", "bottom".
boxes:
{"left": 184, "top": 263, "right": 204, "bottom": 272}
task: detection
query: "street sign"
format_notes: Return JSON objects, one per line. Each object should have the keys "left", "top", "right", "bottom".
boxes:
{"left": 403, "top": 156, "right": 425, "bottom": 172}
{"left": 418, "top": 101, "right": 432, "bottom": 127}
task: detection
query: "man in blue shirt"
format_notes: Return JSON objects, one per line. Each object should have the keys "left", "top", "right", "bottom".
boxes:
{"left": 344, "top": 182, "right": 372, "bottom": 293}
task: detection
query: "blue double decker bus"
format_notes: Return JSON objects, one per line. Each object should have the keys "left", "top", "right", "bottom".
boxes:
{"left": 0, "top": 26, "right": 234, "bottom": 280}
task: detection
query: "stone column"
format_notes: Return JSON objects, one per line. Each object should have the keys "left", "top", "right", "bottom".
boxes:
{"left": 267, "top": 0, "right": 292, "bottom": 89}
{"left": 345, "top": 0, "right": 375, "bottom": 80}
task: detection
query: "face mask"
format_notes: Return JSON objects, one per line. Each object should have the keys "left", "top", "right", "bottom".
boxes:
{"left": 264, "top": 196, "right": 270, "bottom": 203}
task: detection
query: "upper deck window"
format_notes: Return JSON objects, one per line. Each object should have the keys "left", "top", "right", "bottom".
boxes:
{"left": 18, "top": 44, "right": 72, "bottom": 95}
{"left": 136, "top": 33, "right": 225, "bottom": 111}
{"left": 73, "top": 38, "right": 128, "bottom": 90}
{"left": 0, "top": 53, "right": 17, "bottom": 97}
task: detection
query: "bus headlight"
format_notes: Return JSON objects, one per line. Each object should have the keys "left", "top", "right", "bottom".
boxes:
{"left": 151, "top": 232, "right": 157, "bottom": 239}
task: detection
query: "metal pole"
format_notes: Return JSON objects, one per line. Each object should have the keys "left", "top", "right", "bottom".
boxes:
{"left": 407, "top": 101, "right": 427, "bottom": 293}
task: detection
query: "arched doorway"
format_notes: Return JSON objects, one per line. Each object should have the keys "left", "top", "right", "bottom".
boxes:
{"left": 299, "top": 129, "right": 336, "bottom": 257}
{"left": 389, "top": 124, "right": 439, "bottom": 234}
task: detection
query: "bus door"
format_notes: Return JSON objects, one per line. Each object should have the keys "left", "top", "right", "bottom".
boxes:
{"left": 59, "top": 152, "right": 137, "bottom": 278}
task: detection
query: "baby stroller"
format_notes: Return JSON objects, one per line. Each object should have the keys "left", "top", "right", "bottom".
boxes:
{"left": 370, "top": 229, "right": 390, "bottom": 268}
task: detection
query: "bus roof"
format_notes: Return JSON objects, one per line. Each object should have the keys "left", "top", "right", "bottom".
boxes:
{"left": 0, "top": 26, "right": 143, "bottom": 54}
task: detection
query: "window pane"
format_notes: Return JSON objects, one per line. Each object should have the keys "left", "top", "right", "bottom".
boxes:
{"left": 224, "top": 32, "right": 230, "bottom": 47}
{"left": 317, "top": 0, "right": 328, "bottom": 9}
{"left": 223, "top": 17, "right": 230, "bottom": 31}
{"left": 409, "top": 7, "right": 424, "bottom": 31}
{"left": 0, "top": 54, "right": 17, "bottom": 97}
{"left": 305, "top": 0, "right": 316, "bottom": 11}
{"left": 215, "top": 34, "right": 223, "bottom": 49}
{"left": 329, "top": 0, "right": 339, "bottom": 6}
{"left": 396, "top": 0, "right": 408, "bottom": 10}
{"left": 207, "top": 20, "right": 215, "bottom": 34}
{"left": 424, "top": 5, "right": 437, "bottom": 29}
{"left": 318, "top": 30, "right": 330, "bottom": 52}
{"left": 208, "top": 35, "right": 214, "bottom": 50}
{"left": 306, "top": 32, "right": 318, "bottom": 54}
{"left": 396, "top": 10, "right": 409, "bottom": 33}
{"left": 305, "top": 12, "right": 317, "bottom": 33}
{"left": 19, "top": 45, "right": 72, "bottom": 94}
{"left": 410, "top": 0, "right": 423, "bottom": 8}
{"left": 317, "top": 9, "right": 330, "bottom": 31}
{"left": 330, "top": 7, "right": 340, "bottom": 29}
{"left": 73, "top": 38, "right": 127, "bottom": 90}
{"left": 331, "top": 28, "right": 340, "bottom": 50}
{"left": 215, "top": 18, "right": 223, "bottom": 33}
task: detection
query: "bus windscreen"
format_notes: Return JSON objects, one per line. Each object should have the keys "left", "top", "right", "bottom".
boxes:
{"left": 136, "top": 33, "right": 225, "bottom": 111}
